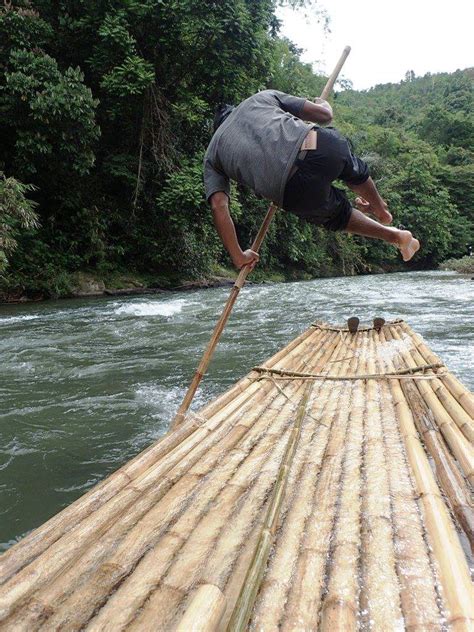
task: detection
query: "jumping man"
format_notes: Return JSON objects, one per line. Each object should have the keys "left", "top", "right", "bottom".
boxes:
{"left": 204, "top": 90, "right": 420, "bottom": 270}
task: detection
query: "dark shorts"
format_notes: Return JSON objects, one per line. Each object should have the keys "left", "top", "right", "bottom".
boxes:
{"left": 282, "top": 133, "right": 355, "bottom": 232}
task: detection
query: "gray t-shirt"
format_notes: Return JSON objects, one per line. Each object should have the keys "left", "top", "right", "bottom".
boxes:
{"left": 204, "top": 90, "right": 311, "bottom": 206}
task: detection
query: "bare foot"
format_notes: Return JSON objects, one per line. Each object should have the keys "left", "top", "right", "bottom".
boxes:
{"left": 397, "top": 230, "right": 420, "bottom": 261}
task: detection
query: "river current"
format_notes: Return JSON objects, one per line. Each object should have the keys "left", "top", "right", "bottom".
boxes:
{"left": 0, "top": 270, "right": 472, "bottom": 549}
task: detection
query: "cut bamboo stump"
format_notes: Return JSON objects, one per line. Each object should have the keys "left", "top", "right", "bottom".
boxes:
{"left": 0, "top": 320, "right": 472, "bottom": 631}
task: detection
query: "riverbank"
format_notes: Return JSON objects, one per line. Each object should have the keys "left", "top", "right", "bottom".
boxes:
{"left": 440, "top": 255, "right": 474, "bottom": 275}
{"left": 0, "top": 260, "right": 399, "bottom": 305}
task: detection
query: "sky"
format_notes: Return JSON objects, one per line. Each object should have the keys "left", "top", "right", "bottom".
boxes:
{"left": 276, "top": 0, "right": 474, "bottom": 90}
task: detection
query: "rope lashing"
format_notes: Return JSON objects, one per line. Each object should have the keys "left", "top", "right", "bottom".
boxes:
{"left": 251, "top": 362, "right": 446, "bottom": 382}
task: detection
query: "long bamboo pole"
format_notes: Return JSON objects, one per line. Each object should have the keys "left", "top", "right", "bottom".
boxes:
{"left": 281, "top": 335, "right": 361, "bottom": 630}
{"left": 226, "top": 381, "right": 314, "bottom": 632}
{"left": 358, "top": 332, "right": 403, "bottom": 630}
{"left": 382, "top": 327, "right": 474, "bottom": 630}
{"left": 372, "top": 332, "right": 443, "bottom": 629}
{"left": 400, "top": 378, "right": 474, "bottom": 544}
{"left": 171, "top": 47, "right": 351, "bottom": 430}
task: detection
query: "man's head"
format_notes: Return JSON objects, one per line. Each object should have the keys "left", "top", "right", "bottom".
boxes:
{"left": 213, "top": 104, "right": 235, "bottom": 133}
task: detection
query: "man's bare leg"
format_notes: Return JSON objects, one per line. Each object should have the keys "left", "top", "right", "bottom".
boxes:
{"left": 345, "top": 208, "right": 420, "bottom": 262}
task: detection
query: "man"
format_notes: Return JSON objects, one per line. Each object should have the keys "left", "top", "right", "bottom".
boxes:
{"left": 204, "top": 89, "right": 420, "bottom": 270}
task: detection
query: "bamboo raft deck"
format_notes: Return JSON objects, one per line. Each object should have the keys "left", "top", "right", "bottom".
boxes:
{"left": 0, "top": 320, "right": 472, "bottom": 631}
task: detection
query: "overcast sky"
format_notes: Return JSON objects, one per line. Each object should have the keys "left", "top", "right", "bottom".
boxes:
{"left": 277, "top": 0, "right": 474, "bottom": 90}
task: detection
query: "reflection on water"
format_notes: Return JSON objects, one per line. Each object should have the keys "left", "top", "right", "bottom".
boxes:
{"left": 0, "top": 270, "right": 472, "bottom": 549}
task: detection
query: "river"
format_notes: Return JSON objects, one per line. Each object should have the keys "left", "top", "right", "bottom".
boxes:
{"left": 0, "top": 270, "right": 472, "bottom": 550}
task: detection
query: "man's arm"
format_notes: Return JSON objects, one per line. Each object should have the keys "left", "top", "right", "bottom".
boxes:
{"left": 301, "top": 98, "right": 333, "bottom": 125}
{"left": 210, "top": 192, "right": 259, "bottom": 270}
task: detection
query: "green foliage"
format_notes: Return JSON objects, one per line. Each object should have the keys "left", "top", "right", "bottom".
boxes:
{"left": 149, "top": 158, "right": 235, "bottom": 277}
{"left": 2, "top": 49, "right": 99, "bottom": 176}
{"left": 441, "top": 255, "right": 474, "bottom": 274}
{"left": 0, "top": 172, "right": 39, "bottom": 274}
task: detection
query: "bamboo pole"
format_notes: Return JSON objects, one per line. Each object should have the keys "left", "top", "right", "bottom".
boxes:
{"left": 252, "top": 361, "right": 444, "bottom": 380}
{"left": 319, "top": 334, "right": 367, "bottom": 630}
{"left": 400, "top": 378, "right": 473, "bottom": 544}
{"left": 388, "top": 326, "right": 474, "bottom": 485}
{"left": 230, "top": 332, "right": 354, "bottom": 630}
{"left": 170, "top": 206, "right": 278, "bottom": 430}
{"left": 381, "top": 327, "right": 474, "bottom": 631}
{"left": 174, "top": 584, "right": 226, "bottom": 632}
{"left": 171, "top": 47, "right": 352, "bottom": 430}
{"left": 371, "top": 329, "right": 444, "bottom": 629}
{"left": 226, "top": 382, "right": 313, "bottom": 632}
{"left": 320, "top": 46, "right": 351, "bottom": 100}
{"left": 398, "top": 321, "right": 474, "bottom": 411}
{"left": 281, "top": 334, "right": 361, "bottom": 630}
{"left": 358, "top": 332, "right": 404, "bottom": 630}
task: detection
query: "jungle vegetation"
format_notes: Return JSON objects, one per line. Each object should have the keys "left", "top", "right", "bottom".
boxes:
{"left": 0, "top": 1, "right": 473, "bottom": 298}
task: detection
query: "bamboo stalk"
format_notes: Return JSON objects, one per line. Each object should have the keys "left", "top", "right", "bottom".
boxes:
{"left": 320, "top": 46, "right": 351, "bottom": 100}
{"left": 252, "top": 362, "right": 444, "bottom": 380}
{"left": 399, "top": 378, "right": 473, "bottom": 544}
{"left": 368, "top": 329, "right": 444, "bottom": 630}
{"left": 281, "top": 334, "right": 362, "bottom": 630}
{"left": 233, "top": 332, "right": 355, "bottom": 630}
{"left": 171, "top": 207, "right": 277, "bottom": 430}
{"left": 358, "top": 332, "right": 404, "bottom": 631}
{"left": 171, "top": 48, "right": 352, "bottom": 430}
{"left": 319, "top": 335, "right": 367, "bottom": 631}
{"left": 381, "top": 327, "right": 474, "bottom": 630}
{"left": 226, "top": 381, "right": 313, "bottom": 632}
{"left": 174, "top": 584, "right": 226, "bottom": 632}
{"left": 388, "top": 326, "right": 474, "bottom": 485}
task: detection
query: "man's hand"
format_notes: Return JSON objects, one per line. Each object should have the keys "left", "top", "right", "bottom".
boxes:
{"left": 302, "top": 99, "right": 333, "bottom": 125}
{"left": 233, "top": 249, "right": 260, "bottom": 271}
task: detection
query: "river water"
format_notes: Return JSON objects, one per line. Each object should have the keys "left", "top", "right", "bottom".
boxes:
{"left": 0, "top": 270, "right": 472, "bottom": 550}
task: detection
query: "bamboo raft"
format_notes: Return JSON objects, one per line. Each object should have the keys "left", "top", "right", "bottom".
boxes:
{"left": 0, "top": 320, "right": 472, "bottom": 631}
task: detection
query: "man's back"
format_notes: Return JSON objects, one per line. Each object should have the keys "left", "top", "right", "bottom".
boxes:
{"left": 204, "top": 90, "right": 311, "bottom": 205}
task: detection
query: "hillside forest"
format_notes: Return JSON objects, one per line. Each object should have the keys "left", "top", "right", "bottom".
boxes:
{"left": 0, "top": 1, "right": 473, "bottom": 299}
